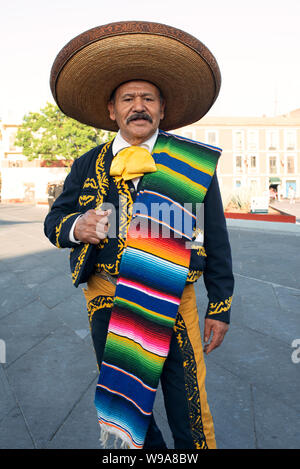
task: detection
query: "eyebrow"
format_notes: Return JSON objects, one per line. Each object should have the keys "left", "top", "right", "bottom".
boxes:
{"left": 121, "top": 92, "right": 156, "bottom": 98}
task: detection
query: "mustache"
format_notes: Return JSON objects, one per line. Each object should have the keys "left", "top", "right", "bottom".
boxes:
{"left": 126, "top": 112, "right": 153, "bottom": 124}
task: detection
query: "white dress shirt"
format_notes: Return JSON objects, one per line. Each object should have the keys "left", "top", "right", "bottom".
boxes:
{"left": 69, "top": 129, "right": 159, "bottom": 243}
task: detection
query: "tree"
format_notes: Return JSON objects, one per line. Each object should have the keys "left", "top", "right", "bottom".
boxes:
{"left": 15, "top": 102, "right": 115, "bottom": 169}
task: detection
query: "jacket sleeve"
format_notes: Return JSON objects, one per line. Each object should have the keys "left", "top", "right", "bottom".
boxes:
{"left": 202, "top": 173, "right": 234, "bottom": 324}
{"left": 44, "top": 158, "right": 83, "bottom": 249}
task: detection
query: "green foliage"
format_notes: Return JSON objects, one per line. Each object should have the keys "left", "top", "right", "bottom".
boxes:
{"left": 15, "top": 102, "right": 115, "bottom": 167}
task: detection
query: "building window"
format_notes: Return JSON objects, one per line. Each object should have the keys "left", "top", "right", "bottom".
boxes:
{"left": 285, "top": 130, "right": 296, "bottom": 150}
{"left": 249, "top": 179, "right": 259, "bottom": 194}
{"left": 287, "top": 155, "right": 295, "bottom": 174}
{"left": 247, "top": 130, "right": 258, "bottom": 150}
{"left": 205, "top": 130, "right": 218, "bottom": 146}
{"left": 182, "top": 128, "right": 196, "bottom": 140}
{"left": 249, "top": 155, "right": 257, "bottom": 170}
{"left": 266, "top": 130, "right": 279, "bottom": 150}
{"left": 235, "top": 179, "right": 242, "bottom": 188}
{"left": 8, "top": 130, "right": 18, "bottom": 152}
{"left": 269, "top": 155, "right": 278, "bottom": 174}
{"left": 233, "top": 130, "right": 244, "bottom": 150}
{"left": 235, "top": 155, "right": 243, "bottom": 173}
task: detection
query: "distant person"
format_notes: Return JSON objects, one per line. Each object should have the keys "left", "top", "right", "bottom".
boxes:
{"left": 288, "top": 185, "right": 296, "bottom": 204}
{"left": 269, "top": 187, "right": 276, "bottom": 202}
{"left": 277, "top": 186, "right": 284, "bottom": 202}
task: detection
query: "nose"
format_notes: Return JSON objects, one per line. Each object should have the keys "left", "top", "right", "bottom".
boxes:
{"left": 132, "top": 96, "right": 146, "bottom": 112}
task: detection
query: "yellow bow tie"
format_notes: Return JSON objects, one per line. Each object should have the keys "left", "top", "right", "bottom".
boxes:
{"left": 109, "top": 146, "right": 157, "bottom": 182}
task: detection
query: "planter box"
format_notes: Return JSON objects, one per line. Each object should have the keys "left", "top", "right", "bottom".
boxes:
{"left": 225, "top": 209, "right": 296, "bottom": 224}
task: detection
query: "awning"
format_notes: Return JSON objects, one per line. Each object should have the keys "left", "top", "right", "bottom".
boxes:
{"left": 269, "top": 177, "right": 281, "bottom": 184}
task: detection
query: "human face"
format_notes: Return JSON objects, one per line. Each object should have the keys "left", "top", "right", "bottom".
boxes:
{"left": 107, "top": 81, "right": 165, "bottom": 145}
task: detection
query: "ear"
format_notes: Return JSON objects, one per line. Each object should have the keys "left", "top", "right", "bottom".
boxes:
{"left": 107, "top": 101, "right": 116, "bottom": 121}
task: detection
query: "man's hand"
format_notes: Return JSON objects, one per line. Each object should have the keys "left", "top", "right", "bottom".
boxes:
{"left": 74, "top": 209, "right": 111, "bottom": 244}
{"left": 203, "top": 318, "right": 229, "bottom": 355}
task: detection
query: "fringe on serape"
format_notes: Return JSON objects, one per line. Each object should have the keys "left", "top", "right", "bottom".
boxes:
{"left": 99, "top": 427, "right": 131, "bottom": 449}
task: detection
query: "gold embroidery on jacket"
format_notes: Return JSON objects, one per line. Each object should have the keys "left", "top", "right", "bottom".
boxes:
{"left": 87, "top": 295, "right": 114, "bottom": 323}
{"left": 187, "top": 270, "right": 203, "bottom": 283}
{"left": 79, "top": 194, "right": 95, "bottom": 206}
{"left": 97, "top": 177, "right": 133, "bottom": 276}
{"left": 95, "top": 142, "right": 110, "bottom": 209}
{"left": 196, "top": 246, "right": 207, "bottom": 257}
{"left": 72, "top": 142, "right": 112, "bottom": 284}
{"left": 208, "top": 296, "right": 233, "bottom": 315}
{"left": 55, "top": 213, "right": 78, "bottom": 248}
{"left": 72, "top": 243, "right": 89, "bottom": 284}
{"left": 83, "top": 177, "right": 97, "bottom": 190}
{"left": 173, "top": 313, "right": 208, "bottom": 449}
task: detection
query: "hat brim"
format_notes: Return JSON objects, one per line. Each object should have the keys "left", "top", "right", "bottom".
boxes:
{"left": 50, "top": 21, "right": 221, "bottom": 131}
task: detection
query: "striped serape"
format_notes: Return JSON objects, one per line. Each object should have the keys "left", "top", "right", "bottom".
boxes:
{"left": 94, "top": 131, "right": 221, "bottom": 448}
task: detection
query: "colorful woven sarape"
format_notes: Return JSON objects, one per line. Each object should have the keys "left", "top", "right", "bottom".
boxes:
{"left": 95, "top": 131, "right": 221, "bottom": 448}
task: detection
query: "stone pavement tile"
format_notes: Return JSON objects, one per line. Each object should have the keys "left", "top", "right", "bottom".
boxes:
{"left": 228, "top": 228, "right": 300, "bottom": 290}
{"left": 204, "top": 358, "right": 255, "bottom": 449}
{"left": 37, "top": 247, "right": 70, "bottom": 270}
{"left": 209, "top": 324, "right": 300, "bottom": 412}
{"left": 0, "top": 259, "right": 13, "bottom": 273}
{"left": 0, "top": 270, "right": 16, "bottom": 287}
{"left": 0, "top": 406, "right": 35, "bottom": 449}
{"left": 227, "top": 219, "right": 300, "bottom": 234}
{"left": 9, "top": 246, "right": 72, "bottom": 277}
{"left": 0, "top": 230, "right": 52, "bottom": 263}
{"left": 153, "top": 384, "right": 174, "bottom": 449}
{"left": 0, "top": 237, "right": 42, "bottom": 260}
{"left": 42, "top": 256, "right": 72, "bottom": 275}
{"left": 45, "top": 376, "right": 100, "bottom": 449}
{"left": 14, "top": 264, "right": 61, "bottom": 288}
{"left": 273, "top": 285, "right": 300, "bottom": 315}
{"left": 0, "top": 271, "right": 38, "bottom": 318}
{"left": 252, "top": 385, "right": 300, "bottom": 449}
{"left": 7, "top": 253, "right": 46, "bottom": 272}
{"left": 50, "top": 293, "right": 91, "bottom": 335}
{"left": 232, "top": 275, "right": 300, "bottom": 345}
{"left": 30, "top": 272, "right": 77, "bottom": 309}
{"left": 0, "top": 299, "right": 62, "bottom": 367}
{"left": 5, "top": 325, "right": 97, "bottom": 448}
{"left": 0, "top": 366, "right": 35, "bottom": 449}
{"left": 0, "top": 204, "right": 48, "bottom": 223}
{"left": 0, "top": 365, "right": 15, "bottom": 421}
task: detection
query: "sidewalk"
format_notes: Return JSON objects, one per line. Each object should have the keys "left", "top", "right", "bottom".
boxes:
{"left": 0, "top": 203, "right": 299, "bottom": 449}
{"left": 270, "top": 199, "right": 300, "bottom": 222}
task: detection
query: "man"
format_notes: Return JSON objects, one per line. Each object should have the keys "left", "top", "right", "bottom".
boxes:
{"left": 45, "top": 21, "right": 234, "bottom": 450}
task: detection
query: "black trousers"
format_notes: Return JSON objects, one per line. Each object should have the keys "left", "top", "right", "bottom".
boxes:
{"left": 88, "top": 296, "right": 212, "bottom": 449}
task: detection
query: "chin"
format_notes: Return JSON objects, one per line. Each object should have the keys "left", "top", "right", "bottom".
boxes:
{"left": 127, "top": 124, "right": 154, "bottom": 138}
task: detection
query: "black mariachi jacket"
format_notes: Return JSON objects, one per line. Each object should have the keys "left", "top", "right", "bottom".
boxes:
{"left": 44, "top": 133, "right": 234, "bottom": 323}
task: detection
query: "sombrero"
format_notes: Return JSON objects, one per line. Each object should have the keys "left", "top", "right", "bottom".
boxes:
{"left": 50, "top": 21, "right": 221, "bottom": 131}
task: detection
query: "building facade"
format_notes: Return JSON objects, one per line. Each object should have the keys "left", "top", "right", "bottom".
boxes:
{"left": 176, "top": 108, "right": 300, "bottom": 207}
{"left": 1, "top": 109, "right": 300, "bottom": 205}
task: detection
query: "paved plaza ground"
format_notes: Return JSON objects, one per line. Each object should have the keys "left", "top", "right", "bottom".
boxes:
{"left": 0, "top": 202, "right": 300, "bottom": 450}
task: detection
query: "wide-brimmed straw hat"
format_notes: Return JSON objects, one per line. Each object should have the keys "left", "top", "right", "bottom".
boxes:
{"left": 50, "top": 21, "right": 221, "bottom": 131}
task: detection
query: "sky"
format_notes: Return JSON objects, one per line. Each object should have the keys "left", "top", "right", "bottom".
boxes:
{"left": 1, "top": 0, "right": 300, "bottom": 123}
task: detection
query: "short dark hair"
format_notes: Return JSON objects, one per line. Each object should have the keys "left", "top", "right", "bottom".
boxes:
{"left": 109, "top": 80, "right": 164, "bottom": 104}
